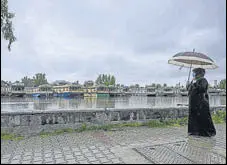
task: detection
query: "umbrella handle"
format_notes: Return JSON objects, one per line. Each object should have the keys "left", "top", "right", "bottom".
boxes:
{"left": 187, "top": 64, "right": 192, "bottom": 84}
{"left": 187, "top": 49, "right": 195, "bottom": 84}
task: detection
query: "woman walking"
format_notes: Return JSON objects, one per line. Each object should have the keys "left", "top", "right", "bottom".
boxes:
{"left": 187, "top": 68, "right": 216, "bottom": 137}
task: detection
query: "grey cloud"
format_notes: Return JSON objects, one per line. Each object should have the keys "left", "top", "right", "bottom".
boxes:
{"left": 2, "top": 0, "right": 226, "bottom": 85}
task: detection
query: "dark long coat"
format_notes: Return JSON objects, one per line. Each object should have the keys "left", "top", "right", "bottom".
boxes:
{"left": 187, "top": 77, "right": 216, "bottom": 137}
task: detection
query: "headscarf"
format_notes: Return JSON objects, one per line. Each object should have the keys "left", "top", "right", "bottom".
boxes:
{"left": 192, "top": 68, "right": 205, "bottom": 79}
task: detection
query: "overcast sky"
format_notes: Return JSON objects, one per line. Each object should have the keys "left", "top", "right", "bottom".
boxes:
{"left": 1, "top": 0, "right": 226, "bottom": 86}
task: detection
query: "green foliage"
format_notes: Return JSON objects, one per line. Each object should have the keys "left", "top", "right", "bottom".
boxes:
{"left": 19, "top": 73, "right": 48, "bottom": 87}
{"left": 219, "top": 79, "right": 226, "bottom": 89}
{"left": 95, "top": 74, "right": 116, "bottom": 86}
{"left": 212, "top": 110, "right": 226, "bottom": 124}
{"left": 76, "top": 123, "right": 87, "bottom": 132}
{"left": 119, "top": 122, "right": 144, "bottom": 127}
{"left": 21, "top": 76, "right": 35, "bottom": 87}
{"left": 1, "top": 133, "right": 23, "bottom": 141}
{"left": 145, "top": 117, "right": 188, "bottom": 128}
{"left": 151, "top": 83, "right": 156, "bottom": 87}
{"left": 1, "top": 0, "right": 16, "bottom": 51}
{"left": 156, "top": 84, "right": 162, "bottom": 88}
{"left": 33, "top": 73, "right": 48, "bottom": 86}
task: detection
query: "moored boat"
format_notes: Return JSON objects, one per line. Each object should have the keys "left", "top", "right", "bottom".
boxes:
{"left": 53, "top": 84, "right": 83, "bottom": 98}
{"left": 179, "top": 88, "right": 188, "bottom": 96}
{"left": 9, "top": 83, "right": 26, "bottom": 97}
{"left": 161, "top": 87, "right": 175, "bottom": 96}
{"left": 145, "top": 86, "right": 157, "bottom": 97}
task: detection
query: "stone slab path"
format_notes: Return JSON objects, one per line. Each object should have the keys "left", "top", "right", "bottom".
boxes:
{"left": 1, "top": 124, "right": 226, "bottom": 164}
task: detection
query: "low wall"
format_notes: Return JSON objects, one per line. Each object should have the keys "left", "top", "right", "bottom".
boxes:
{"left": 1, "top": 105, "right": 226, "bottom": 136}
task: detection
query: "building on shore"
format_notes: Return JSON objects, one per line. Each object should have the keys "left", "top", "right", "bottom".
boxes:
{"left": 53, "top": 84, "right": 83, "bottom": 97}
{"left": 1, "top": 81, "right": 11, "bottom": 96}
{"left": 83, "top": 86, "right": 97, "bottom": 98}
{"left": 10, "top": 82, "right": 26, "bottom": 97}
{"left": 178, "top": 87, "right": 188, "bottom": 96}
{"left": 145, "top": 86, "right": 157, "bottom": 97}
{"left": 25, "top": 87, "right": 39, "bottom": 95}
{"left": 159, "top": 87, "right": 176, "bottom": 97}
{"left": 96, "top": 85, "right": 109, "bottom": 97}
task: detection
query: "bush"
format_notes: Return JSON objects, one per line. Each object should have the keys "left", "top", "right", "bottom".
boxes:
{"left": 212, "top": 110, "right": 226, "bottom": 124}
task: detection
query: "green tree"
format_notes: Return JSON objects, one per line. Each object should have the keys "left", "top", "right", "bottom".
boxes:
{"left": 163, "top": 83, "right": 167, "bottom": 87}
{"left": 1, "top": 0, "right": 16, "bottom": 51}
{"left": 110, "top": 76, "right": 116, "bottom": 85}
{"left": 101, "top": 74, "right": 105, "bottom": 84}
{"left": 95, "top": 74, "right": 116, "bottom": 86}
{"left": 107, "top": 75, "right": 111, "bottom": 83}
{"left": 33, "top": 73, "right": 48, "bottom": 87}
{"left": 104, "top": 75, "right": 108, "bottom": 85}
{"left": 219, "top": 79, "right": 226, "bottom": 89}
{"left": 21, "top": 76, "right": 34, "bottom": 87}
{"left": 156, "top": 84, "right": 161, "bottom": 88}
{"left": 95, "top": 75, "right": 101, "bottom": 85}
{"left": 151, "top": 83, "right": 156, "bottom": 87}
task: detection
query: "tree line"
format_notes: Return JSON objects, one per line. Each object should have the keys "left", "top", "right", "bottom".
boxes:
{"left": 95, "top": 74, "right": 116, "bottom": 86}
{"left": 20, "top": 73, "right": 48, "bottom": 87}
{"left": 219, "top": 79, "right": 226, "bottom": 89}
{"left": 2, "top": 72, "right": 226, "bottom": 90}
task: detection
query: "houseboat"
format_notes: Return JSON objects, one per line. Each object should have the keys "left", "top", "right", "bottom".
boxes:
{"left": 25, "top": 87, "right": 39, "bottom": 96}
{"left": 9, "top": 83, "right": 26, "bottom": 97}
{"left": 122, "top": 86, "right": 132, "bottom": 97}
{"left": 179, "top": 88, "right": 188, "bottom": 96}
{"left": 219, "top": 89, "right": 226, "bottom": 96}
{"left": 161, "top": 87, "right": 175, "bottom": 96}
{"left": 32, "top": 84, "right": 53, "bottom": 97}
{"left": 108, "top": 85, "right": 122, "bottom": 97}
{"left": 1, "top": 81, "right": 11, "bottom": 96}
{"left": 96, "top": 85, "right": 109, "bottom": 97}
{"left": 208, "top": 88, "right": 221, "bottom": 96}
{"left": 145, "top": 86, "right": 157, "bottom": 97}
{"left": 83, "top": 86, "right": 97, "bottom": 98}
{"left": 53, "top": 84, "right": 83, "bottom": 98}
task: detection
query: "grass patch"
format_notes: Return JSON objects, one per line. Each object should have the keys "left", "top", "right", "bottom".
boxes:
{"left": 1, "top": 133, "right": 24, "bottom": 141}
{"left": 146, "top": 118, "right": 186, "bottom": 128}
{"left": 212, "top": 110, "right": 226, "bottom": 124}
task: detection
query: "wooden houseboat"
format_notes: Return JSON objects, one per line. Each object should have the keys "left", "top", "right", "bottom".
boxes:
{"left": 145, "top": 86, "right": 157, "bottom": 97}
{"left": 161, "top": 87, "right": 175, "bottom": 97}
{"left": 1, "top": 81, "right": 11, "bottom": 96}
{"left": 96, "top": 85, "right": 109, "bottom": 97}
{"left": 9, "top": 83, "right": 26, "bottom": 97}
{"left": 179, "top": 88, "right": 188, "bottom": 96}
{"left": 53, "top": 84, "right": 83, "bottom": 97}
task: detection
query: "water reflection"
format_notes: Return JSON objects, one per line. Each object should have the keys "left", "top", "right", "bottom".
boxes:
{"left": 1, "top": 96, "right": 226, "bottom": 112}
{"left": 96, "top": 98, "right": 115, "bottom": 109}
{"left": 84, "top": 97, "right": 96, "bottom": 109}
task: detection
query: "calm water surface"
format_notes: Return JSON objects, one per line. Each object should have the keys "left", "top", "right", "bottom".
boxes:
{"left": 1, "top": 96, "right": 226, "bottom": 112}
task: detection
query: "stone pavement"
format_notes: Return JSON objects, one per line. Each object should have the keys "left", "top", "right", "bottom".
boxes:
{"left": 1, "top": 124, "right": 226, "bottom": 164}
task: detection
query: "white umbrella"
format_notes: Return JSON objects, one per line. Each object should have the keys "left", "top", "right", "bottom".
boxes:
{"left": 168, "top": 49, "right": 218, "bottom": 83}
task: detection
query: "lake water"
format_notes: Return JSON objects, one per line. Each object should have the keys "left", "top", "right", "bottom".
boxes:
{"left": 1, "top": 96, "right": 226, "bottom": 112}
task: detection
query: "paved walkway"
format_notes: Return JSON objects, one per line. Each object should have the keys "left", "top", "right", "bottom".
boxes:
{"left": 1, "top": 124, "right": 226, "bottom": 164}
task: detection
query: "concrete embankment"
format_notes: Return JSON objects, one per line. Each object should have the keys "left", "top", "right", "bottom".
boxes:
{"left": 1, "top": 105, "right": 226, "bottom": 136}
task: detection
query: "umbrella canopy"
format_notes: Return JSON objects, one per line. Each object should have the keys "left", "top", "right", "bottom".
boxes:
{"left": 168, "top": 49, "right": 218, "bottom": 83}
{"left": 168, "top": 51, "right": 218, "bottom": 69}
